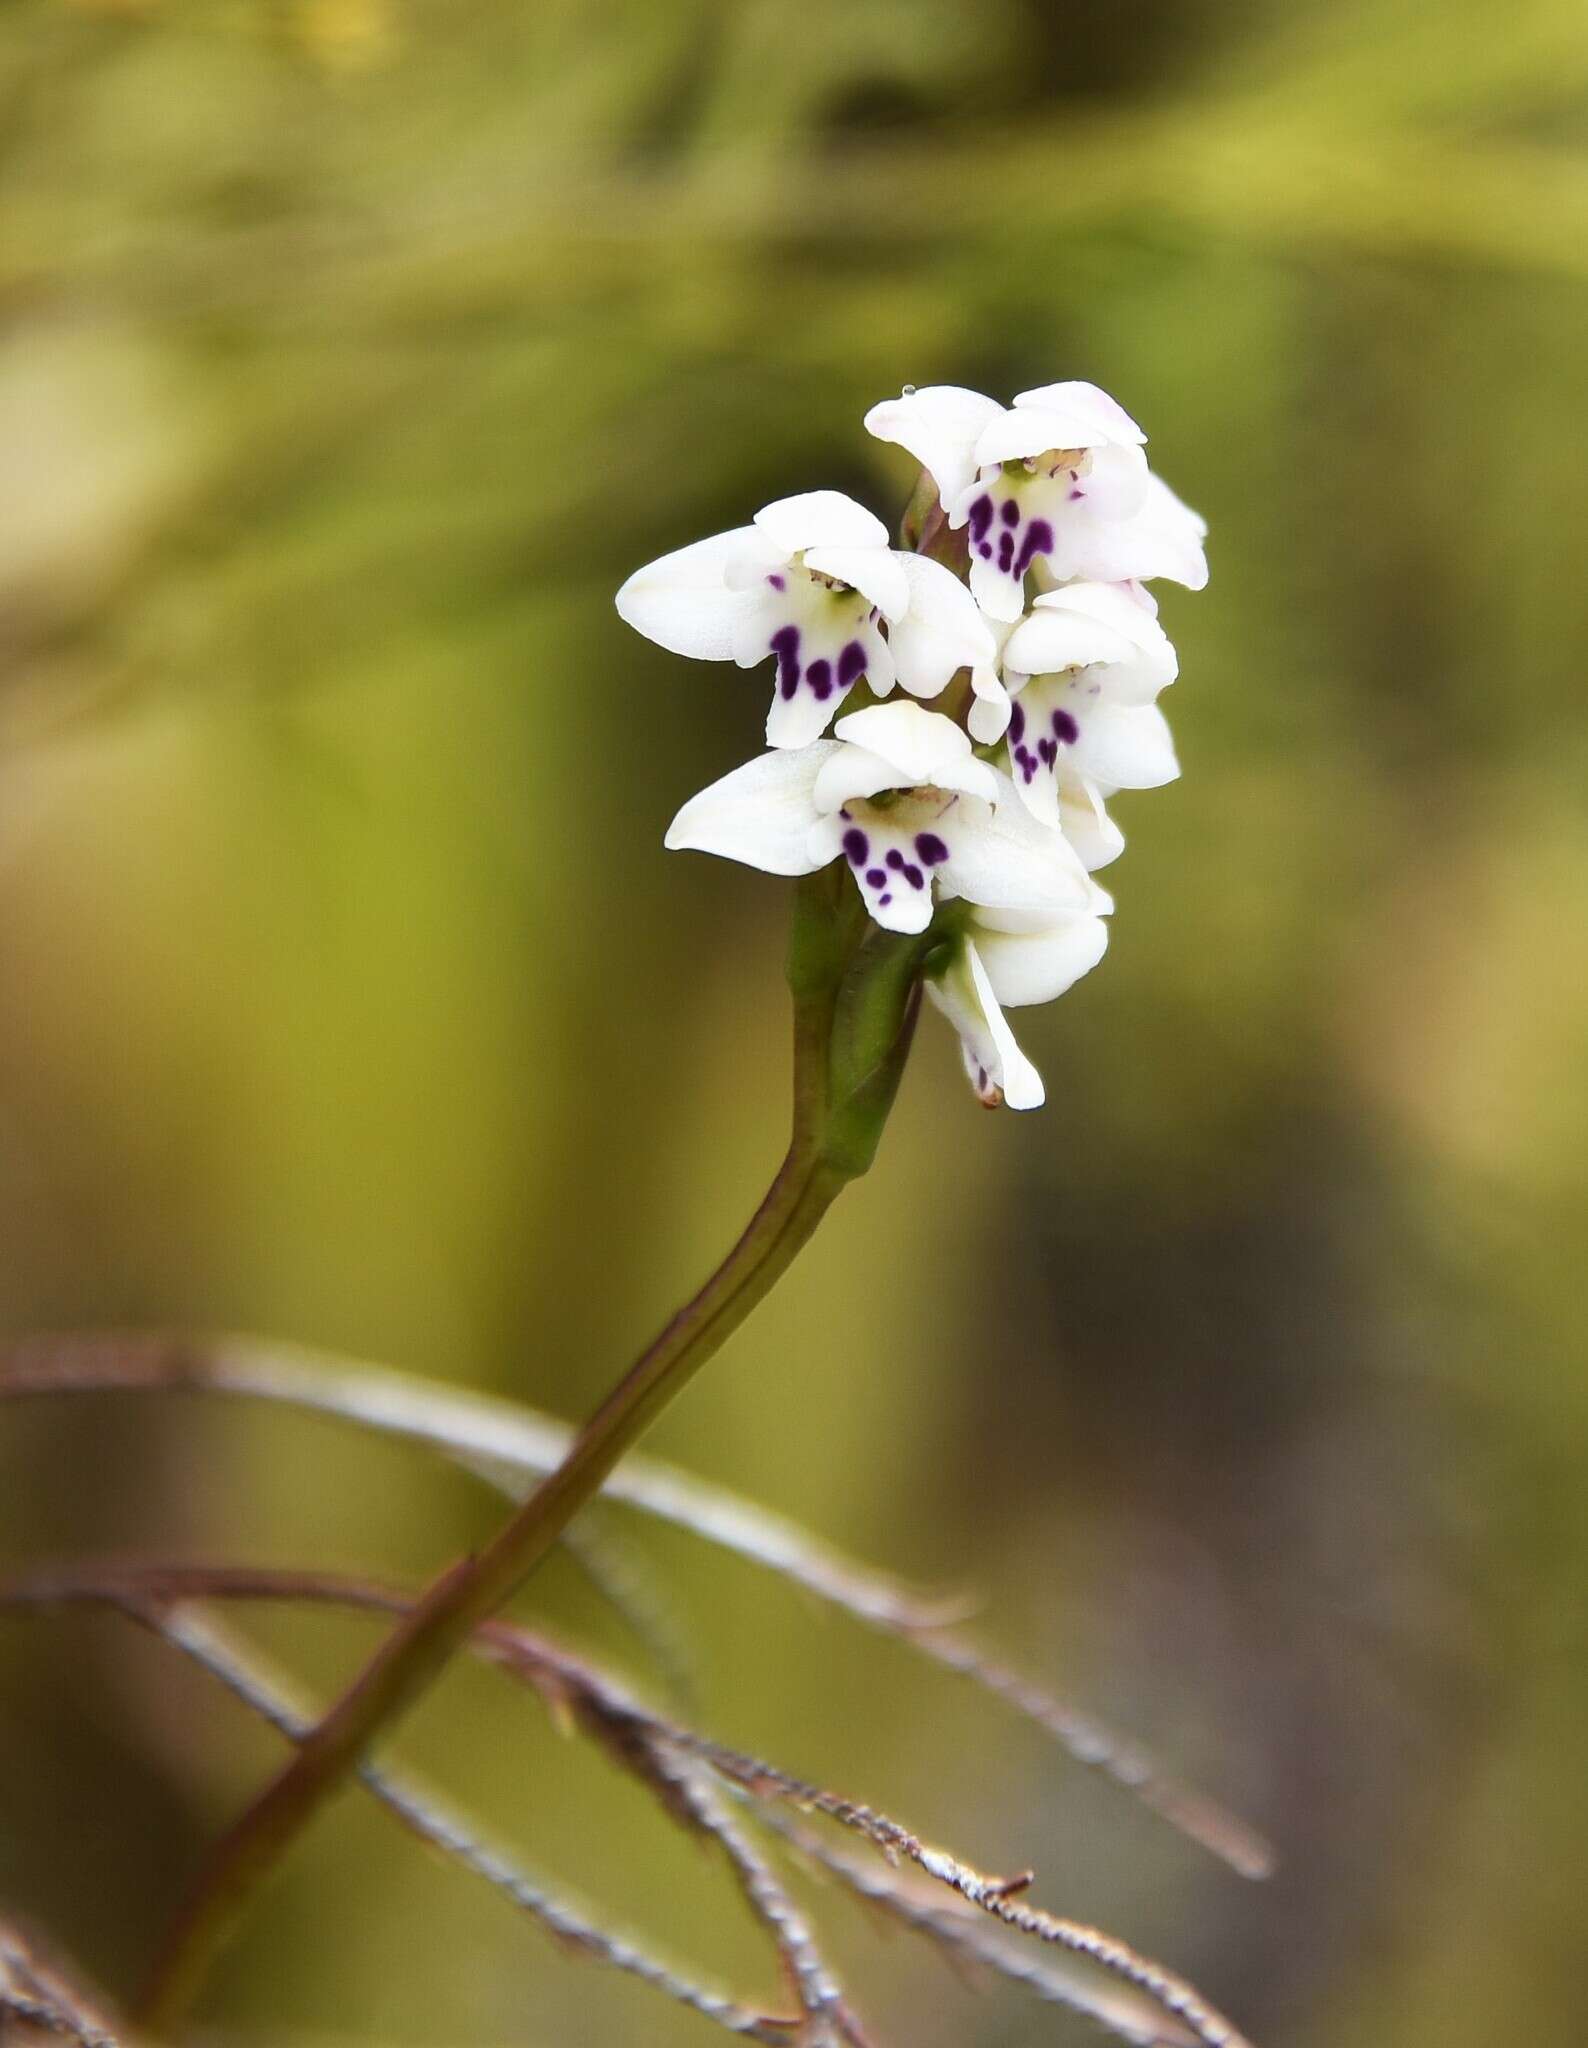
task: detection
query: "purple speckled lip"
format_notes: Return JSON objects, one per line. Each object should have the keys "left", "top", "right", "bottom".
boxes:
{"left": 767, "top": 623, "right": 869, "bottom": 708}
{"left": 1009, "top": 698, "right": 1079, "bottom": 786}
{"left": 967, "top": 492, "right": 1056, "bottom": 583}
{"left": 838, "top": 808, "right": 944, "bottom": 913}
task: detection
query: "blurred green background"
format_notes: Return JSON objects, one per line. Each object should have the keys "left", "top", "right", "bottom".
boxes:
{"left": 2, "top": 0, "right": 1587, "bottom": 2041}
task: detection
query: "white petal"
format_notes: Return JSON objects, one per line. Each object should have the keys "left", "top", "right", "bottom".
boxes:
{"left": 1012, "top": 380, "right": 1146, "bottom": 445}
{"left": 1058, "top": 772, "right": 1125, "bottom": 869}
{"left": 754, "top": 490, "right": 888, "bottom": 554}
{"left": 665, "top": 744, "right": 836, "bottom": 875}
{"left": 886, "top": 552, "right": 998, "bottom": 699}
{"left": 1012, "top": 677, "right": 1179, "bottom": 796}
{"left": 862, "top": 384, "right": 1004, "bottom": 506}
{"left": 1066, "top": 440, "right": 1150, "bottom": 520}
{"left": 1060, "top": 472, "right": 1209, "bottom": 589}
{"left": 1004, "top": 607, "right": 1143, "bottom": 682}
{"left": 975, "top": 870, "right": 1114, "bottom": 931}
{"left": 1069, "top": 697, "right": 1180, "bottom": 789}
{"left": 616, "top": 527, "right": 769, "bottom": 661}
{"left": 937, "top": 775, "right": 1094, "bottom": 915}
{"left": 926, "top": 941, "right": 1044, "bottom": 1110}
{"left": 975, "top": 914, "right": 1109, "bottom": 1007}
{"left": 1031, "top": 578, "right": 1177, "bottom": 671}
{"left": 831, "top": 701, "right": 987, "bottom": 792}
{"left": 812, "top": 743, "right": 906, "bottom": 814}
{"left": 802, "top": 544, "right": 910, "bottom": 621}
{"left": 1010, "top": 581, "right": 1178, "bottom": 703}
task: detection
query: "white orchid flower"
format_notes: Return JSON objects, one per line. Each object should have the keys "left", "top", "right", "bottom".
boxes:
{"left": 865, "top": 381, "right": 1208, "bottom": 622}
{"left": 996, "top": 580, "right": 1180, "bottom": 829}
{"left": 925, "top": 882, "right": 1113, "bottom": 1111}
{"left": 615, "top": 490, "right": 994, "bottom": 751}
{"left": 665, "top": 701, "right": 1094, "bottom": 938}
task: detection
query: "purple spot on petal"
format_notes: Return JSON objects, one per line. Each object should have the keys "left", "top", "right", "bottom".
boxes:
{"left": 915, "top": 832, "right": 949, "bottom": 866}
{"left": 807, "top": 657, "right": 833, "bottom": 701}
{"left": 1038, "top": 737, "right": 1058, "bottom": 767}
{"left": 770, "top": 623, "right": 801, "bottom": 699}
{"left": 977, "top": 542, "right": 993, "bottom": 559}
{"left": 865, "top": 867, "right": 886, "bottom": 888}
{"left": 768, "top": 572, "right": 786, "bottom": 589}
{"left": 1068, "top": 487, "right": 1084, "bottom": 502}
{"left": 903, "top": 864, "right": 924, "bottom": 889}
{"left": 879, "top": 893, "right": 893, "bottom": 907}
{"left": 885, "top": 849, "right": 906, "bottom": 871}
{"left": 967, "top": 494, "right": 994, "bottom": 542}
{"left": 1000, "top": 498, "right": 1019, "bottom": 527}
{"left": 837, "top": 640, "right": 867, "bottom": 687}
{"left": 1015, "top": 518, "right": 1054, "bottom": 577}
{"left": 997, "top": 531, "right": 1015, "bottom": 573}
{"left": 1008, "top": 703, "right": 1026, "bottom": 743}
{"left": 841, "top": 827, "right": 869, "bottom": 864}
{"left": 1051, "top": 708, "right": 1080, "bottom": 744}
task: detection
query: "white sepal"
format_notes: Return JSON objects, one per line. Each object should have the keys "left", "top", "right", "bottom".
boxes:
{"left": 615, "top": 527, "right": 773, "bottom": 660}
{"left": 665, "top": 743, "right": 835, "bottom": 874}
{"left": 802, "top": 544, "right": 910, "bottom": 622}
{"left": 863, "top": 384, "right": 1004, "bottom": 507}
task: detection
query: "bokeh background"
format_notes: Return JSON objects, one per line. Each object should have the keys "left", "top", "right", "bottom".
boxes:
{"left": 2, "top": 0, "right": 1587, "bottom": 2042}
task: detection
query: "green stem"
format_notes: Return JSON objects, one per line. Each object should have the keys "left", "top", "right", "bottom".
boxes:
{"left": 136, "top": 874, "right": 920, "bottom": 2036}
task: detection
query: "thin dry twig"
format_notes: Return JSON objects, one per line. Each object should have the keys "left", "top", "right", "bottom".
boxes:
{"left": 103, "top": 1598, "right": 804, "bottom": 2045}
{"left": 0, "top": 1332, "right": 1272, "bottom": 1880}
{"left": 632, "top": 1740, "right": 873, "bottom": 2048}
{"left": 0, "top": 1924, "right": 123, "bottom": 2048}
{"left": 0, "top": 1563, "right": 1253, "bottom": 2048}
{"left": 755, "top": 1806, "right": 1198, "bottom": 2048}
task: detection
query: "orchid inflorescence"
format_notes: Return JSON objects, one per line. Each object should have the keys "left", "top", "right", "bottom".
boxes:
{"left": 616, "top": 381, "right": 1207, "bottom": 1111}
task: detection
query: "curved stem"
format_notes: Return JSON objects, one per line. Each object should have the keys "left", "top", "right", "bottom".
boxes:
{"left": 136, "top": 876, "right": 909, "bottom": 2036}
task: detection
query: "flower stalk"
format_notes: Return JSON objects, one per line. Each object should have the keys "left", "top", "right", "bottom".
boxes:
{"left": 135, "top": 371, "right": 1214, "bottom": 2030}
{"left": 136, "top": 872, "right": 924, "bottom": 2036}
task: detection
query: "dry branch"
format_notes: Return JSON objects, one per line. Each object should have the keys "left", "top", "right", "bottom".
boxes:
{"left": 0, "top": 1332, "right": 1271, "bottom": 1880}
{"left": 0, "top": 1561, "right": 1252, "bottom": 2048}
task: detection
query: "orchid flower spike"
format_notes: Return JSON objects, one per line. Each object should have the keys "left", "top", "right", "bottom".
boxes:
{"left": 631, "top": 374, "right": 1208, "bottom": 1113}
{"left": 665, "top": 700, "right": 1095, "bottom": 938}
{"left": 925, "top": 884, "right": 1112, "bottom": 1111}
{"left": 615, "top": 489, "right": 994, "bottom": 750}
{"left": 865, "top": 381, "right": 1208, "bottom": 622}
